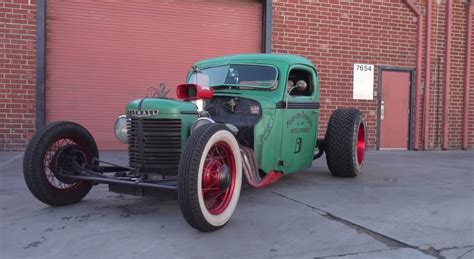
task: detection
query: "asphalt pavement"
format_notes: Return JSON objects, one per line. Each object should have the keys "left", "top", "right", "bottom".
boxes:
{"left": 0, "top": 150, "right": 473, "bottom": 259}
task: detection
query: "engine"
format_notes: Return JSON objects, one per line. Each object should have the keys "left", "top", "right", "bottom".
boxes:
{"left": 205, "top": 96, "right": 261, "bottom": 148}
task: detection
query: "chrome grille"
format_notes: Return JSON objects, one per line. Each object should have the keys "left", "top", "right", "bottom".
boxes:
{"left": 127, "top": 118, "right": 181, "bottom": 175}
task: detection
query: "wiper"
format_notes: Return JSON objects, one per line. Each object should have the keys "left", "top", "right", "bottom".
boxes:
{"left": 212, "top": 85, "right": 261, "bottom": 90}
{"left": 212, "top": 85, "right": 240, "bottom": 90}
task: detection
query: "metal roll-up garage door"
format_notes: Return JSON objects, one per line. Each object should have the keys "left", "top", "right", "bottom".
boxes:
{"left": 45, "top": 1, "right": 262, "bottom": 149}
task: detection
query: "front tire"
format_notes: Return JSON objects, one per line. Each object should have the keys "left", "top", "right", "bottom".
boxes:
{"left": 178, "top": 124, "right": 242, "bottom": 232}
{"left": 23, "top": 121, "right": 98, "bottom": 206}
{"left": 325, "top": 109, "right": 365, "bottom": 177}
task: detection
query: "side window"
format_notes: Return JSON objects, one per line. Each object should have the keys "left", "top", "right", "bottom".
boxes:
{"left": 286, "top": 69, "right": 313, "bottom": 96}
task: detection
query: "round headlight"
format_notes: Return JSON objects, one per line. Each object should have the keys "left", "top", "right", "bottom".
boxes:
{"left": 114, "top": 115, "right": 128, "bottom": 144}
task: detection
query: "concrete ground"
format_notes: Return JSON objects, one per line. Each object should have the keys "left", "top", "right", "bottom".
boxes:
{"left": 0, "top": 150, "right": 473, "bottom": 259}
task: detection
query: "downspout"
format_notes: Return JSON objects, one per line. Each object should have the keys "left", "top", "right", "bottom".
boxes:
{"left": 403, "top": 0, "right": 423, "bottom": 150}
{"left": 463, "top": 2, "right": 473, "bottom": 150}
{"left": 442, "top": 0, "right": 453, "bottom": 150}
{"left": 36, "top": 0, "right": 46, "bottom": 130}
{"left": 423, "top": 0, "right": 433, "bottom": 150}
{"left": 262, "top": 0, "right": 272, "bottom": 53}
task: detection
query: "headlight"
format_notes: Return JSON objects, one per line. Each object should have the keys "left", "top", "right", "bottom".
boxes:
{"left": 114, "top": 115, "right": 128, "bottom": 143}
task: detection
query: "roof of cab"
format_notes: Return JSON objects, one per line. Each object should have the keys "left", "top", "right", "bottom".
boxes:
{"left": 193, "top": 53, "right": 314, "bottom": 67}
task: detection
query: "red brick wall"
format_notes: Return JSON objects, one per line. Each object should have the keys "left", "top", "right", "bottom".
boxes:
{"left": 272, "top": 0, "right": 472, "bottom": 150}
{"left": 0, "top": 0, "right": 36, "bottom": 151}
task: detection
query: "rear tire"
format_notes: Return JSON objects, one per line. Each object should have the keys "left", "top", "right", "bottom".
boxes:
{"left": 325, "top": 109, "right": 365, "bottom": 177}
{"left": 178, "top": 124, "right": 242, "bottom": 232}
{"left": 23, "top": 121, "right": 98, "bottom": 206}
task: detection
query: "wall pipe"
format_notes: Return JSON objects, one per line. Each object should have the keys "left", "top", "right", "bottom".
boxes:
{"left": 403, "top": 0, "right": 423, "bottom": 150}
{"left": 36, "top": 0, "right": 46, "bottom": 130}
{"left": 423, "top": 0, "right": 432, "bottom": 150}
{"left": 463, "top": 2, "right": 473, "bottom": 150}
{"left": 262, "top": 0, "right": 272, "bottom": 53}
{"left": 442, "top": 0, "right": 453, "bottom": 150}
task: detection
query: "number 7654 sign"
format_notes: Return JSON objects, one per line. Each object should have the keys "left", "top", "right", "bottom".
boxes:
{"left": 353, "top": 64, "right": 374, "bottom": 100}
{"left": 355, "top": 64, "right": 373, "bottom": 72}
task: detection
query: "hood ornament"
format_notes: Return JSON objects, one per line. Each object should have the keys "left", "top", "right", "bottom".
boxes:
{"left": 224, "top": 98, "right": 239, "bottom": 112}
{"left": 146, "top": 83, "right": 170, "bottom": 98}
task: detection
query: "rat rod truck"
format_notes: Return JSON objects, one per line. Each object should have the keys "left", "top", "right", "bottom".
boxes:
{"left": 23, "top": 54, "right": 366, "bottom": 232}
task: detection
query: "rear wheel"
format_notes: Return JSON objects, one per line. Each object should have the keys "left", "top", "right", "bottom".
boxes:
{"left": 325, "top": 109, "right": 365, "bottom": 177}
{"left": 23, "top": 121, "right": 98, "bottom": 206}
{"left": 178, "top": 124, "right": 242, "bottom": 232}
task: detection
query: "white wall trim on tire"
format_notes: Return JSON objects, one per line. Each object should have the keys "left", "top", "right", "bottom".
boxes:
{"left": 197, "top": 130, "right": 242, "bottom": 227}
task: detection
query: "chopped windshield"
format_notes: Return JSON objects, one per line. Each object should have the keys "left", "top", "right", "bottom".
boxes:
{"left": 187, "top": 64, "right": 278, "bottom": 89}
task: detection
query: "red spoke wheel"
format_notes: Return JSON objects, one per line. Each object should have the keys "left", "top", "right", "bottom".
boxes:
{"left": 202, "top": 141, "right": 236, "bottom": 215}
{"left": 23, "top": 121, "right": 98, "bottom": 206}
{"left": 325, "top": 109, "right": 366, "bottom": 177}
{"left": 178, "top": 124, "right": 242, "bottom": 232}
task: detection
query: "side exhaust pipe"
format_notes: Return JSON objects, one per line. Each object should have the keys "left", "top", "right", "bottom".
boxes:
{"left": 240, "top": 146, "right": 283, "bottom": 188}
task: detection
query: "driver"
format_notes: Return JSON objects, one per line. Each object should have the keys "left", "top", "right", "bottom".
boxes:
{"left": 287, "top": 80, "right": 308, "bottom": 95}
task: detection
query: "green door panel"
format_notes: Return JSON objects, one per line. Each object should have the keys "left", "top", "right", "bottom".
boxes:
{"left": 279, "top": 108, "right": 319, "bottom": 173}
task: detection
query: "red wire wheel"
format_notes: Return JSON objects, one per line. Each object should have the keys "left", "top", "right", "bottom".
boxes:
{"left": 43, "top": 138, "right": 84, "bottom": 191}
{"left": 178, "top": 124, "right": 242, "bottom": 232}
{"left": 201, "top": 141, "right": 236, "bottom": 215}
{"left": 23, "top": 121, "right": 98, "bottom": 206}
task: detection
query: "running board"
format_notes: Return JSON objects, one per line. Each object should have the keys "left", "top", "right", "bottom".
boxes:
{"left": 241, "top": 146, "right": 283, "bottom": 188}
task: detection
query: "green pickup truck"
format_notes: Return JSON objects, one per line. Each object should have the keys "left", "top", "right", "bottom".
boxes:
{"left": 23, "top": 54, "right": 366, "bottom": 232}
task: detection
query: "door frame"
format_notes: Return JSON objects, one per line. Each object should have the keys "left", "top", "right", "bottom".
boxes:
{"left": 277, "top": 64, "right": 320, "bottom": 173}
{"left": 376, "top": 66, "right": 416, "bottom": 150}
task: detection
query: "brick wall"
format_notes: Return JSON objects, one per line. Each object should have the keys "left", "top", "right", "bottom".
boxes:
{"left": 0, "top": 0, "right": 36, "bottom": 151}
{"left": 272, "top": 0, "right": 472, "bottom": 150}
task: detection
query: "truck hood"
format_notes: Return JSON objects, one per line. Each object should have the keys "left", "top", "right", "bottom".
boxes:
{"left": 126, "top": 98, "right": 198, "bottom": 115}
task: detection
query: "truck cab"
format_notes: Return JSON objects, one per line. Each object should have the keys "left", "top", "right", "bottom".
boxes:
{"left": 185, "top": 54, "right": 320, "bottom": 174}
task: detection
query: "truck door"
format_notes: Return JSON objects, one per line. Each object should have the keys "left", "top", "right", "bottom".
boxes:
{"left": 279, "top": 65, "right": 319, "bottom": 173}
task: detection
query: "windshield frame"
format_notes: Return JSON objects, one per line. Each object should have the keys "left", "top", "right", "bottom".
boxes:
{"left": 186, "top": 63, "right": 280, "bottom": 91}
